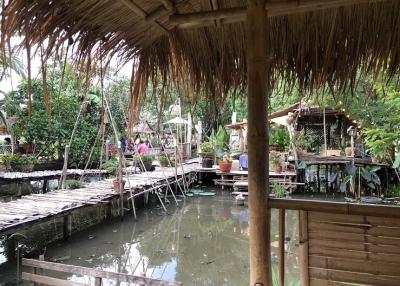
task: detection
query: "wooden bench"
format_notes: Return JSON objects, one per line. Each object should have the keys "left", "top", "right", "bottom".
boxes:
{"left": 22, "top": 258, "right": 182, "bottom": 286}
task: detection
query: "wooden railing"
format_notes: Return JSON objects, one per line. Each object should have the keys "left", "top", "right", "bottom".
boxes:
{"left": 269, "top": 198, "right": 400, "bottom": 286}
{"left": 22, "top": 258, "right": 182, "bottom": 286}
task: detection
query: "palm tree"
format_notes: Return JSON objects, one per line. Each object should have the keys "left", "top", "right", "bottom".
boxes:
{"left": 0, "top": 46, "right": 26, "bottom": 81}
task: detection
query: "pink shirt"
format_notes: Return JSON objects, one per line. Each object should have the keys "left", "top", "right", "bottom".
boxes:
{"left": 137, "top": 143, "right": 149, "bottom": 154}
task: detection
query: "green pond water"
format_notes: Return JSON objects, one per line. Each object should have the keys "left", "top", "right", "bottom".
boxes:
{"left": 0, "top": 190, "right": 300, "bottom": 285}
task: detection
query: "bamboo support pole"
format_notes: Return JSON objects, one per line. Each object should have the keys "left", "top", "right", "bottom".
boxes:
{"left": 278, "top": 209, "right": 285, "bottom": 286}
{"left": 246, "top": 1, "right": 271, "bottom": 285}
{"left": 118, "top": 150, "right": 124, "bottom": 219}
{"left": 58, "top": 145, "right": 70, "bottom": 190}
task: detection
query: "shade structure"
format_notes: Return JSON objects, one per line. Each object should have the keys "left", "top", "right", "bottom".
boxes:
{"left": 2, "top": 0, "right": 400, "bottom": 105}
{"left": 163, "top": 117, "right": 188, "bottom": 125}
{"left": 130, "top": 121, "right": 155, "bottom": 134}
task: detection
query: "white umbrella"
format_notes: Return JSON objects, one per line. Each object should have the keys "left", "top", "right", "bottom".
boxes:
{"left": 163, "top": 116, "right": 188, "bottom": 125}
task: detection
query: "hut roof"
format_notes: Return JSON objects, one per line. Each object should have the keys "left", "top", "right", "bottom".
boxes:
{"left": 130, "top": 121, "right": 155, "bottom": 134}
{"left": 2, "top": 0, "right": 400, "bottom": 104}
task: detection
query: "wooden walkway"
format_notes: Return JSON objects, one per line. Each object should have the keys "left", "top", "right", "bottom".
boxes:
{"left": 0, "top": 162, "right": 200, "bottom": 236}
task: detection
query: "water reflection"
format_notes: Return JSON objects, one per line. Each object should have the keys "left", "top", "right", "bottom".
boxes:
{"left": 1, "top": 191, "right": 299, "bottom": 285}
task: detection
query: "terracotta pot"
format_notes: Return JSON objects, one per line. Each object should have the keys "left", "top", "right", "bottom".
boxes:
{"left": 21, "top": 164, "right": 34, "bottom": 172}
{"left": 271, "top": 165, "right": 282, "bottom": 173}
{"left": 269, "top": 146, "right": 279, "bottom": 152}
{"left": 345, "top": 147, "right": 353, "bottom": 157}
{"left": 113, "top": 179, "right": 126, "bottom": 192}
{"left": 160, "top": 161, "right": 169, "bottom": 168}
{"left": 219, "top": 162, "right": 232, "bottom": 173}
{"left": 371, "top": 157, "right": 380, "bottom": 163}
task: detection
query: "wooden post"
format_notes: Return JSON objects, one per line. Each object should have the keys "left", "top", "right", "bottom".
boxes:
{"left": 246, "top": 1, "right": 271, "bottom": 285}
{"left": 63, "top": 214, "right": 72, "bottom": 240}
{"left": 278, "top": 209, "right": 285, "bottom": 286}
{"left": 299, "top": 210, "right": 309, "bottom": 286}
{"left": 42, "top": 179, "right": 48, "bottom": 194}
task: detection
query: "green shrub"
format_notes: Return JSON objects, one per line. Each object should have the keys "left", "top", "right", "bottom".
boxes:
{"left": 65, "top": 179, "right": 84, "bottom": 189}
{"left": 271, "top": 183, "right": 286, "bottom": 198}
{"left": 201, "top": 142, "right": 214, "bottom": 153}
{"left": 159, "top": 154, "right": 169, "bottom": 165}
{"left": 102, "top": 158, "right": 118, "bottom": 176}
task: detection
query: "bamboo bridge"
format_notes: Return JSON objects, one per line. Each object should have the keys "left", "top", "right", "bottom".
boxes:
{"left": 0, "top": 162, "right": 200, "bottom": 238}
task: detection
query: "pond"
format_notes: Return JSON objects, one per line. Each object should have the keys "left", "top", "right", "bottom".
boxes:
{"left": 0, "top": 190, "right": 300, "bottom": 285}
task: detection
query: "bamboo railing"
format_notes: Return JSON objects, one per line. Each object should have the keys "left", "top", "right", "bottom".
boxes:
{"left": 270, "top": 198, "right": 400, "bottom": 286}
{"left": 22, "top": 258, "right": 182, "bottom": 286}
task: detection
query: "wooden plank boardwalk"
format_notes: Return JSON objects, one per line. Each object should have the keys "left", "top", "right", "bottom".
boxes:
{"left": 0, "top": 162, "right": 200, "bottom": 236}
{"left": 0, "top": 169, "right": 108, "bottom": 181}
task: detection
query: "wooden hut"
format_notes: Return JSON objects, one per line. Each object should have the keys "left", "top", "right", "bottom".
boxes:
{"left": 2, "top": 1, "right": 400, "bottom": 285}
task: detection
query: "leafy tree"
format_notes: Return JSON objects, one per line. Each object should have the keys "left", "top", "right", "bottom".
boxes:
{"left": 2, "top": 61, "right": 103, "bottom": 168}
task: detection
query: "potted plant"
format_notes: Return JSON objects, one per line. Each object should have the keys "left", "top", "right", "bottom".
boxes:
{"left": 159, "top": 154, "right": 169, "bottom": 167}
{"left": 292, "top": 130, "right": 311, "bottom": 155}
{"left": 136, "top": 154, "right": 153, "bottom": 172}
{"left": 269, "top": 127, "right": 290, "bottom": 152}
{"left": 8, "top": 155, "right": 37, "bottom": 172}
{"left": 0, "top": 155, "right": 12, "bottom": 171}
{"left": 103, "top": 158, "right": 118, "bottom": 176}
{"left": 219, "top": 153, "right": 233, "bottom": 173}
{"left": 199, "top": 142, "right": 215, "bottom": 168}
{"left": 269, "top": 152, "right": 283, "bottom": 173}
{"left": 271, "top": 183, "right": 286, "bottom": 198}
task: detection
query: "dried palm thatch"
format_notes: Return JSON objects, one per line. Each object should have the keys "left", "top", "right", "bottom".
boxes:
{"left": 1, "top": 0, "right": 400, "bottom": 123}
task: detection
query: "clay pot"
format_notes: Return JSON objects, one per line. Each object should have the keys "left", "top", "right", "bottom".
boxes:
{"left": 113, "top": 179, "right": 126, "bottom": 192}
{"left": 21, "top": 164, "right": 34, "bottom": 172}
{"left": 160, "top": 161, "right": 169, "bottom": 168}
{"left": 345, "top": 147, "right": 361, "bottom": 157}
{"left": 271, "top": 165, "right": 282, "bottom": 173}
{"left": 269, "top": 146, "right": 279, "bottom": 152}
{"left": 219, "top": 162, "right": 232, "bottom": 173}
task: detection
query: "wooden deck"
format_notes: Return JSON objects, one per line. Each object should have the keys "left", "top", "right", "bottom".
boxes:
{"left": 0, "top": 162, "right": 200, "bottom": 236}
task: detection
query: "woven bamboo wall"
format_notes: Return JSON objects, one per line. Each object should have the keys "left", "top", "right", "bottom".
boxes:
{"left": 305, "top": 211, "right": 400, "bottom": 286}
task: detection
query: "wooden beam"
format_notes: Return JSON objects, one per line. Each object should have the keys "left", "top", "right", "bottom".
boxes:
{"left": 268, "top": 198, "right": 400, "bottom": 218}
{"left": 145, "top": 5, "right": 169, "bottom": 23}
{"left": 171, "top": 0, "right": 389, "bottom": 28}
{"left": 246, "top": 0, "right": 271, "bottom": 285}
{"left": 159, "top": 0, "right": 175, "bottom": 11}
{"left": 118, "top": 0, "right": 170, "bottom": 35}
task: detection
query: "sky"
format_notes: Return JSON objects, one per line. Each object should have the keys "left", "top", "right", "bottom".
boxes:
{"left": 0, "top": 38, "right": 133, "bottom": 99}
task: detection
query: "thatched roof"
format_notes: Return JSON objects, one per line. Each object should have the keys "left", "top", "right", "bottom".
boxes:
{"left": 2, "top": 0, "right": 400, "bottom": 117}
{"left": 130, "top": 121, "right": 155, "bottom": 134}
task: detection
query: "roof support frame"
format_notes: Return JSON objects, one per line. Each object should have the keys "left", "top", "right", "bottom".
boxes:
{"left": 118, "top": 0, "right": 170, "bottom": 35}
{"left": 170, "top": 0, "right": 389, "bottom": 29}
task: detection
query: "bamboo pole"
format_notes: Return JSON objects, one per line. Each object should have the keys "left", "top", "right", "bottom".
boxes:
{"left": 246, "top": 1, "right": 271, "bottom": 285}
